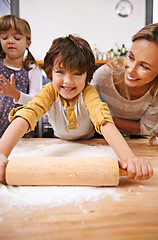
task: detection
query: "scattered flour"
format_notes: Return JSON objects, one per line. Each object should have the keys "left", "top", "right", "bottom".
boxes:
{"left": 0, "top": 184, "right": 123, "bottom": 208}
{"left": 138, "top": 185, "right": 155, "bottom": 191}
{"left": 0, "top": 139, "right": 124, "bottom": 209}
{"left": 9, "top": 139, "right": 117, "bottom": 158}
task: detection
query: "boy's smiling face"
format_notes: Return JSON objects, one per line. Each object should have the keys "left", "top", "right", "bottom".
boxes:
{"left": 52, "top": 63, "right": 87, "bottom": 105}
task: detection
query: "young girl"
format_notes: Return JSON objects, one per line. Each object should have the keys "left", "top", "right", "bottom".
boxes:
{"left": 0, "top": 34, "right": 153, "bottom": 182}
{"left": 0, "top": 14, "right": 42, "bottom": 137}
{"left": 91, "top": 23, "right": 158, "bottom": 144}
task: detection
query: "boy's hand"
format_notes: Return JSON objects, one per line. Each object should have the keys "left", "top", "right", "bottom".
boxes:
{"left": 119, "top": 157, "right": 153, "bottom": 180}
{"left": 0, "top": 154, "right": 8, "bottom": 181}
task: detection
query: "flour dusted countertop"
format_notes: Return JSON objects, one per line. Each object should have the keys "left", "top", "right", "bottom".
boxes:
{"left": 0, "top": 138, "right": 158, "bottom": 240}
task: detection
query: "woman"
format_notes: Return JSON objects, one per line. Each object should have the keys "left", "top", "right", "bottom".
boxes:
{"left": 91, "top": 23, "right": 158, "bottom": 144}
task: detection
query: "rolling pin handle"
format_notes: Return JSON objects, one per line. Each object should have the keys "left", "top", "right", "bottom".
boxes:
{"left": 119, "top": 168, "right": 128, "bottom": 176}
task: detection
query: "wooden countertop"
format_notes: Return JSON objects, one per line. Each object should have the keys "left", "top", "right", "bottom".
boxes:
{"left": 0, "top": 138, "right": 158, "bottom": 240}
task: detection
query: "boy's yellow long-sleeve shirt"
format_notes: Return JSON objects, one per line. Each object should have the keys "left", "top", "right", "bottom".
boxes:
{"left": 9, "top": 83, "right": 114, "bottom": 140}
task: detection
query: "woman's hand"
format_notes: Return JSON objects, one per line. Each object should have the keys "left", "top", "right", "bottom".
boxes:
{"left": 0, "top": 153, "right": 8, "bottom": 181}
{"left": 0, "top": 74, "right": 20, "bottom": 101}
{"left": 119, "top": 157, "right": 153, "bottom": 180}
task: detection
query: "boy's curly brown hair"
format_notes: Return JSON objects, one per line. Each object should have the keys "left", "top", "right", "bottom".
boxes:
{"left": 44, "top": 34, "right": 97, "bottom": 85}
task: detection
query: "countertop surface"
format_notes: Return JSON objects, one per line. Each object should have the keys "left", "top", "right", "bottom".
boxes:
{"left": 0, "top": 138, "right": 158, "bottom": 240}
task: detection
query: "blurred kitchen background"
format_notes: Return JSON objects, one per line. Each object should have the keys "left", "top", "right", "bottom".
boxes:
{"left": 0, "top": 0, "right": 158, "bottom": 137}
{"left": 0, "top": 0, "right": 158, "bottom": 60}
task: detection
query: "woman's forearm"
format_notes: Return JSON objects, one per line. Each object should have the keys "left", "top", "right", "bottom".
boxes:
{"left": 0, "top": 117, "right": 29, "bottom": 157}
{"left": 113, "top": 117, "right": 141, "bottom": 134}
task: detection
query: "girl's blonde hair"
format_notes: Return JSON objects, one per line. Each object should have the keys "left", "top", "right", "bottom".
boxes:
{"left": 0, "top": 14, "right": 38, "bottom": 70}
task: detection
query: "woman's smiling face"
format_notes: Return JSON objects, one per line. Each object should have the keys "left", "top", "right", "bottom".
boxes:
{"left": 124, "top": 39, "right": 158, "bottom": 89}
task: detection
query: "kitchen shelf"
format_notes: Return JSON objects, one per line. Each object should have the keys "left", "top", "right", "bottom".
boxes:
{"left": 37, "top": 59, "right": 111, "bottom": 69}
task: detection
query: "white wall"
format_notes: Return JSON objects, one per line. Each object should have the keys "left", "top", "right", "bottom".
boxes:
{"left": 0, "top": 0, "right": 10, "bottom": 16}
{"left": 153, "top": 0, "right": 158, "bottom": 22}
{"left": 19, "top": 0, "right": 145, "bottom": 60}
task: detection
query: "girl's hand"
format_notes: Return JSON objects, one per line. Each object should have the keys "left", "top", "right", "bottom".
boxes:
{"left": 0, "top": 153, "right": 8, "bottom": 181}
{"left": 119, "top": 157, "right": 153, "bottom": 180}
{"left": 0, "top": 74, "right": 20, "bottom": 101}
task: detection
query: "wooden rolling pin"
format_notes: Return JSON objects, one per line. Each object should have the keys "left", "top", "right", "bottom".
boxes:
{"left": 6, "top": 157, "right": 127, "bottom": 186}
